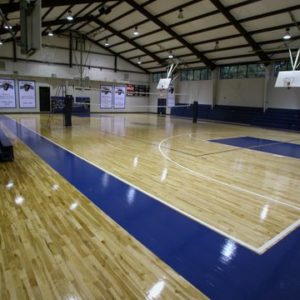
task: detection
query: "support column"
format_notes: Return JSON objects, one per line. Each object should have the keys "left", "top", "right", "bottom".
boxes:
{"left": 211, "top": 68, "right": 218, "bottom": 109}
{"left": 69, "top": 32, "right": 73, "bottom": 68}
{"left": 114, "top": 56, "right": 117, "bottom": 72}
{"left": 263, "top": 65, "right": 271, "bottom": 112}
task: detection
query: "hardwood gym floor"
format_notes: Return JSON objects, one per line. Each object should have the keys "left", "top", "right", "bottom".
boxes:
{"left": 1, "top": 113, "right": 299, "bottom": 299}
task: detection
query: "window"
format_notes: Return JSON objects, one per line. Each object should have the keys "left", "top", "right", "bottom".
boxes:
{"left": 194, "top": 69, "right": 201, "bottom": 80}
{"left": 255, "top": 64, "right": 265, "bottom": 78}
{"left": 247, "top": 64, "right": 257, "bottom": 78}
{"left": 152, "top": 72, "right": 167, "bottom": 83}
{"left": 220, "top": 64, "right": 266, "bottom": 79}
{"left": 220, "top": 65, "right": 238, "bottom": 79}
{"left": 237, "top": 65, "right": 247, "bottom": 78}
{"left": 180, "top": 70, "right": 188, "bottom": 81}
{"left": 273, "top": 61, "right": 292, "bottom": 77}
{"left": 187, "top": 70, "right": 194, "bottom": 80}
{"left": 180, "top": 68, "right": 211, "bottom": 81}
{"left": 201, "top": 69, "right": 209, "bottom": 80}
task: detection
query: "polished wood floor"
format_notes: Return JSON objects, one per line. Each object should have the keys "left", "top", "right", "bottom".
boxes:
{"left": 7, "top": 114, "right": 300, "bottom": 251}
{"left": 1, "top": 113, "right": 300, "bottom": 298}
{"left": 0, "top": 130, "right": 207, "bottom": 300}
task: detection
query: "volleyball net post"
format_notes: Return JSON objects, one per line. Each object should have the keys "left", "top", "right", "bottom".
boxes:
{"left": 192, "top": 101, "right": 198, "bottom": 123}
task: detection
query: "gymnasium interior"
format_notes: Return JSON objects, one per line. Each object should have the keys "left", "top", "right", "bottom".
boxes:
{"left": 0, "top": 1, "right": 300, "bottom": 299}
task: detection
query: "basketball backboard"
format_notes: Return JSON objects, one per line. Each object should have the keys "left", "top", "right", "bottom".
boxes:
{"left": 275, "top": 71, "right": 300, "bottom": 88}
{"left": 157, "top": 78, "right": 171, "bottom": 90}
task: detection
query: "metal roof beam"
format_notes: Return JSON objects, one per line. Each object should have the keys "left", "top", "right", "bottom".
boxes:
{"left": 0, "top": 0, "right": 121, "bottom": 14}
{"left": 125, "top": 0, "right": 216, "bottom": 69}
{"left": 104, "top": 0, "right": 259, "bottom": 47}
{"left": 91, "top": 17, "right": 166, "bottom": 66}
{"left": 84, "top": 35, "right": 149, "bottom": 73}
{"left": 210, "top": 0, "right": 270, "bottom": 63}
{"left": 98, "top": 0, "right": 202, "bottom": 42}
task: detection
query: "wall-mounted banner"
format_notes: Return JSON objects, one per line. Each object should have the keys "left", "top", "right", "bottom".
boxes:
{"left": 126, "top": 84, "right": 134, "bottom": 96}
{"left": 18, "top": 80, "right": 36, "bottom": 108}
{"left": 114, "top": 86, "right": 126, "bottom": 109}
{"left": 0, "top": 78, "right": 16, "bottom": 108}
{"left": 100, "top": 85, "right": 113, "bottom": 108}
{"left": 167, "top": 84, "right": 175, "bottom": 107}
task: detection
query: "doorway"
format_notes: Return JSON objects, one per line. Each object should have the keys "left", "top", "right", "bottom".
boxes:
{"left": 39, "top": 86, "right": 50, "bottom": 112}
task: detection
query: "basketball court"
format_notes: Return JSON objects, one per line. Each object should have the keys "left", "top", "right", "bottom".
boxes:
{"left": 1, "top": 111, "right": 300, "bottom": 299}
{"left": 1, "top": 1, "right": 300, "bottom": 299}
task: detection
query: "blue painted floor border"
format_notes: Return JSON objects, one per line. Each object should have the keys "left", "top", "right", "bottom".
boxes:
{"left": 210, "top": 136, "right": 300, "bottom": 159}
{"left": 1, "top": 116, "right": 300, "bottom": 300}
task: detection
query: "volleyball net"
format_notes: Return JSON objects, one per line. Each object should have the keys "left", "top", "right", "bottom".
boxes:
{"left": 46, "top": 61, "right": 197, "bottom": 127}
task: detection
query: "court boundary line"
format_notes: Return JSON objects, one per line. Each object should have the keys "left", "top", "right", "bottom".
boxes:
{"left": 158, "top": 133, "right": 300, "bottom": 253}
{"left": 6, "top": 117, "right": 299, "bottom": 255}
{"left": 258, "top": 219, "right": 300, "bottom": 253}
{"left": 159, "top": 133, "right": 300, "bottom": 211}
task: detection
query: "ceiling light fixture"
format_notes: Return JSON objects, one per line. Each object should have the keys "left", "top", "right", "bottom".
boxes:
{"left": 137, "top": 57, "right": 142, "bottom": 64}
{"left": 48, "top": 28, "right": 54, "bottom": 36}
{"left": 104, "top": 38, "right": 109, "bottom": 46}
{"left": 4, "top": 24, "right": 12, "bottom": 30}
{"left": 177, "top": 8, "right": 184, "bottom": 19}
{"left": 283, "top": 28, "right": 291, "bottom": 40}
{"left": 214, "top": 40, "right": 219, "bottom": 50}
{"left": 133, "top": 26, "right": 139, "bottom": 36}
{"left": 168, "top": 51, "right": 174, "bottom": 59}
{"left": 0, "top": 39, "right": 3, "bottom": 45}
{"left": 99, "top": 5, "right": 112, "bottom": 15}
{"left": 66, "top": 10, "right": 74, "bottom": 21}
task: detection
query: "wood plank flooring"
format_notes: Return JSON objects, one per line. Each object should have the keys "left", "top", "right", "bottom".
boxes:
{"left": 4, "top": 113, "right": 300, "bottom": 251}
{"left": 0, "top": 130, "right": 207, "bottom": 300}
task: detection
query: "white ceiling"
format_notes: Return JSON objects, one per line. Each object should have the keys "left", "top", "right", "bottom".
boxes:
{"left": 0, "top": 0, "right": 299, "bottom": 72}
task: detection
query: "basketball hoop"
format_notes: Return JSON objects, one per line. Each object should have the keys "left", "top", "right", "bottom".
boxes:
{"left": 275, "top": 48, "right": 300, "bottom": 89}
{"left": 275, "top": 71, "right": 300, "bottom": 88}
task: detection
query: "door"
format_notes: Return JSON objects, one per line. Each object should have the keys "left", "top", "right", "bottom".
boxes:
{"left": 39, "top": 86, "right": 50, "bottom": 112}
{"left": 157, "top": 98, "right": 166, "bottom": 115}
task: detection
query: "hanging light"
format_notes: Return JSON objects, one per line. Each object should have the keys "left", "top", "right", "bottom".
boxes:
{"left": 177, "top": 8, "right": 184, "bottom": 19}
{"left": 66, "top": 10, "right": 74, "bottom": 21}
{"left": 4, "top": 23, "right": 12, "bottom": 30}
{"left": 0, "top": 39, "right": 3, "bottom": 45}
{"left": 168, "top": 51, "right": 174, "bottom": 59}
{"left": 48, "top": 28, "right": 54, "bottom": 36}
{"left": 214, "top": 40, "right": 219, "bottom": 50}
{"left": 99, "top": 5, "right": 112, "bottom": 15}
{"left": 133, "top": 26, "right": 139, "bottom": 36}
{"left": 283, "top": 28, "right": 291, "bottom": 40}
{"left": 137, "top": 57, "right": 142, "bottom": 64}
{"left": 104, "top": 38, "right": 109, "bottom": 46}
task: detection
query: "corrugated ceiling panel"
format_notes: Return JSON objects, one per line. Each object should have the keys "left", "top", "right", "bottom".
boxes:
{"left": 232, "top": 0, "right": 300, "bottom": 20}
{"left": 173, "top": 14, "right": 229, "bottom": 36}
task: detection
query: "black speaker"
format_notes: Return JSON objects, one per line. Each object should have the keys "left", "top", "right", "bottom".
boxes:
{"left": 20, "top": 0, "right": 41, "bottom": 55}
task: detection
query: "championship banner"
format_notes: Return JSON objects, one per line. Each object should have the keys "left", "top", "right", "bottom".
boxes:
{"left": 126, "top": 84, "right": 134, "bottom": 96}
{"left": 114, "top": 86, "right": 126, "bottom": 108}
{"left": 18, "top": 80, "right": 36, "bottom": 108}
{"left": 167, "top": 84, "right": 175, "bottom": 107}
{"left": 0, "top": 79, "right": 16, "bottom": 108}
{"left": 100, "top": 85, "right": 113, "bottom": 108}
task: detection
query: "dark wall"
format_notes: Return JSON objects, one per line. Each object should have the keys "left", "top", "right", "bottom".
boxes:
{"left": 171, "top": 104, "right": 300, "bottom": 131}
